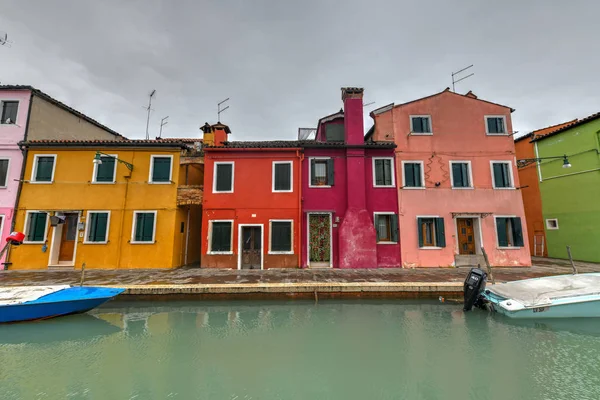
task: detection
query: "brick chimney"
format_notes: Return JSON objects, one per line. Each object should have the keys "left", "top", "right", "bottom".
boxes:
{"left": 341, "top": 87, "right": 364, "bottom": 145}
{"left": 201, "top": 122, "right": 231, "bottom": 146}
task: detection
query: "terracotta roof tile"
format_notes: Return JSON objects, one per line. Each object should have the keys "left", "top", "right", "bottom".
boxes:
{"left": 531, "top": 112, "right": 600, "bottom": 142}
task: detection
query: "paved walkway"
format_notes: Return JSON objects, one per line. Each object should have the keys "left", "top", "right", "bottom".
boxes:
{"left": 1, "top": 257, "right": 598, "bottom": 298}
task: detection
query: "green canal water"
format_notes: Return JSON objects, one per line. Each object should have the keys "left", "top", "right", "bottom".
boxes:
{"left": 2, "top": 300, "right": 600, "bottom": 400}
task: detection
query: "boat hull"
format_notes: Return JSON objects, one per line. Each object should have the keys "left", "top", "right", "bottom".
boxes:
{"left": 0, "top": 287, "right": 124, "bottom": 323}
{"left": 482, "top": 291, "right": 600, "bottom": 319}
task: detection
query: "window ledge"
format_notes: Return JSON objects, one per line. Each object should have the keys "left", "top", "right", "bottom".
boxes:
{"left": 497, "top": 246, "right": 522, "bottom": 250}
{"left": 308, "top": 185, "right": 332, "bottom": 189}
{"left": 410, "top": 132, "right": 433, "bottom": 136}
{"left": 91, "top": 181, "right": 116, "bottom": 185}
{"left": 493, "top": 187, "right": 515, "bottom": 190}
{"left": 402, "top": 187, "right": 426, "bottom": 190}
{"left": 83, "top": 241, "right": 108, "bottom": 245}
{"left": 208, "top": 251, "right": 233, "bottom": 255}
{"left": 272, "top": 190, "right": 293, "bottom": 193}
{"left": 373, "top": 185, "right": 395, "bottom": 188}
{"left": 212, "top": 190, "right": 234, "bottom": 194}
{"left": 130, "top": 241, "right": 156, "bottom": 245}
{"left": 22, "top": 241, "right": 45, "bottom": 244}
{"left": 486, "top": 133, "right": 509, "bottom": 136}
{"left": 419, "top": 246, "right": 444, "bottom": 250}
{"left": 29, "top": 181, "right": 53, "bottom": 184}
{"left": 376, "top": 241, "right": 398, "bottom": 245}
{"left": 452, "top": 187, "right": 474, "bottom": 190}
{"left": 268, "top": 251, "right": 294, "bottom": 255}
{"left": 148, "top": 181, "right": 173, "bottom": 185}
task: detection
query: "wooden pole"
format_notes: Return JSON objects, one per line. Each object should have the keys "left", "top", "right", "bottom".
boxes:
{"left": 481, "top": 247, "right": 495, "bottom": 285}
{"left": 567, "top": 246, "right": 578, "bottom": 275}
{"left": 80, "top": 262, "right": 86, "bottom": 287}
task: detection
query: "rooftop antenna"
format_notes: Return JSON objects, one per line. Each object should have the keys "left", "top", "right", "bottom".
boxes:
{"left": 452, "top": 64, "right": 474, "bottom": 92}
{"left": 158, "top": 116, "right": 169, "bottom": 138}
{"left": 364, "top": 101, "right": 375, "bottom": 108}
{"left": 217, "top": 98, "right": 229, "bottom": 122}
{"left": 144, "top": 89, "right": 156, "bottom": 140}
{"left": 0, "top": 31, "right": 12, "bottom": 47}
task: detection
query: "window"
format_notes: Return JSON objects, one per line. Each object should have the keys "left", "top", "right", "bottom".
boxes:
{"left": 92, "top": 155, "right": 116, "bottom": 183}
{"left": 325, "top": 124, "right": 345, "bottom": 142}
{"left": 85, "top": 211, "right": 110, "bottom": 243}
{"left": 402, "top": 161, "right": 424, "bottom": 188}
{"left": 417, "top": 217, "right": 446, "bottom": 248}
{"left": 309, "top": 158, "right": 334, "bottom": 187}
{"left": 486, "top": 116, "right": 506, "bottom": 135}
{"left": 31, "top": 155, "right": 56, "bottom": 183}
{"left": 0, "top": 158, "right": 9, "bottom": 188}
{"left": 374, "top": 213, "right": 398, "bottom": 243}
{"left": 373, "top": 158, "right": 395, "bottom": 187}
{"left": 495, "top": 217, "right": 524, "bottom": 248}
{"left": 25, "top": 211, "right": 48, "bottom": 243}
{"left": 270, "top": 220, "right": 293, "bottom": 253}
{"left": 213, "top": 162, "right": 234, "bottom": 193}
{"left": 1, "top": 101, "right": 18, "bottom": 124}
{"left": 150, "top": 155, "right": 173, "bottom": 183}
{"left": 450, "top": 161, "right": 472, "bottom": 188}
{"left": 273, "top": 161, "right": 292, "bottom": 192}
{"left": 546, "top": 219, "right": 559, "bottom": 230}
{"left": 210, "top": 221, "right": 233, "bottom": 253}
{"left": 131, "top": 211, "right": 156, "bottom": 243}
{"left": 410, "top": 115, "right": 432, "bottom": 134}
{"left": 491, "top": 161, "right": 513, "bottom": 188}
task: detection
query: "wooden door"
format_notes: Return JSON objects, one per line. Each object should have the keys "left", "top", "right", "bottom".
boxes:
{"left": 241, "top": 226, "right": 261, "bottom": 269}
{"left": 457, "top": 218, "right": 476, "bottom": 255}
{"left": 58, "top": 213, "right": 78, "bottom": 262}
{"left": 309, "top": 214, "right": 331, "bottom": 267}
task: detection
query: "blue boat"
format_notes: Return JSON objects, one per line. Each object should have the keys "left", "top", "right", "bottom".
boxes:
{"left": 0, "top": 286, "right": 125, "bottom": 323}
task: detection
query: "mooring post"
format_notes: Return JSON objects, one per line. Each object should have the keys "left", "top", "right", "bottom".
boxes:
{"left": 481, "top": 247, "right": 495, "bottom": 285}
{"left": 567, "top": 246, "right": 578, "bottom": 275}
{"left": 80, "top": 262, "right": 86, "bottom": 287}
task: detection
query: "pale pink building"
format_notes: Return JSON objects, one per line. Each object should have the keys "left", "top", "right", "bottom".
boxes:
{"left": 368, "top": 88, "right": 531, "bottom": 267}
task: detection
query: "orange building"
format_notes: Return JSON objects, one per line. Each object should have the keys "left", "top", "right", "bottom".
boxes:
{"left": 201, "top": 123, "right": 302, "bottom": 269}
{"left": 514, "top": 120, "right": 575, "bottom": 257}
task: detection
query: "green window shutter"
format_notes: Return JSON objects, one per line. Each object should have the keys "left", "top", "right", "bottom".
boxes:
{"left": 135, "top": 213, "right": 155, "bottom": 242}
{"left": 462, "top": 164, "right": 469, "bottom": 187}
{"left": 383, "top": 160, "right": 392, "bottom": 186}
{"left": 374, "top": 215, "right": 381, "bottom": 241}
{"left": 326, "top": 158, "right": 335, "bottom": 186}
{"left": 152, "top": 157, "right": 171, "bottom": 182}
{"left": 310, "top": 159, "right": 316, "bottom": 186}
{"left": 496, "top": 218, "right": 508, "bottom": 247}
{"left": 216, "top": 164, "right": 233, "bottom": 191}
{"left": 325, "top": 124, "right": 345, "bottom": 142}
{"left": 502, "top": 164, "right": 511, "bottom": 187}
{"left": 374, "top": 159, "right": 383, "bottom": 185}
{"left": 412, "top": 117, "right": 422, "bottom": 133}
{"left": 391, "top": 214, "right": 399, "bottom": 243}
{"left": 88, "top": 213, "right": 98, "bottom": 241}
{"left": 452, "top": 163, "right": 462, "bottom": 187}
{"left": 274, "top": 163, "right": 291, "bottom": 191}
{"left": 404, "top": 164, "right": 414, "bottom": 187}
{"left": 211, "top": 222, "right": 232, "bottom": 251}
{"left": 96, "top": 157, "right": 115, "bottom": 182}
{"left": 487, "top": 118, "right": 495, "bottom": 133}
{"left": 28, "top": 212, "right": 47, "bottom": 241}
{"left": 435, "top": 218, "right": 446, "bottom": 247}
{"left": 35, "top": 157, "right": 54, "bottom": 182}
{"left": 271, "top": 222, "right": 292, "bottom": 252}
{"left": 0, "top": 159, "right": 8, "bottom": 187}
{"left": 493, "top": 164, "right": 503, "bottom": 187}
{"left": 512, "top": 217, "right": 524, "bottom": 247}
{"left": 95, "top": 213, "right": 108, "bottom": 242}
{"left": 417, "top": 217, "right": 424, "bottom": 247}
{"left": 413, "top": 164, "right": 422, "bottom": 187}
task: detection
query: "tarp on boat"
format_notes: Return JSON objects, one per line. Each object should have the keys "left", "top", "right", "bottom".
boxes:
{"left": 488, "top": 273, "right": 600, "bottom": 307}
{"left": 0, "top": 286, "right": 70, "bottom": 306}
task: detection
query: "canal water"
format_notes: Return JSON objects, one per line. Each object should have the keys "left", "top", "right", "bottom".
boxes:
{"left": 2, "top": 300, "right": 600, "bottom": 400}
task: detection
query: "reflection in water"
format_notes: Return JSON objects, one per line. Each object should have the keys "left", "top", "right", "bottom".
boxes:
{"left": 1, "top": 300, "right": 600, "bottom": 400}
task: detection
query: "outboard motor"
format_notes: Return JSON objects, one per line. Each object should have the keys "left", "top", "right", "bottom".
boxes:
{"left": 463, "top": 267, "right": 487, "bottom": 311}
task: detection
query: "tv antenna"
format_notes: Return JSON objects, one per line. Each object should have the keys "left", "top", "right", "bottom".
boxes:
{"left": 218, "top": 98, "right": 229, "bottom": 122}
{"left": 364, "top": 101, "right": 375, "bottom": 108}
{"left": 158, "top": 116, "right": 169, "bottom": 138}
{"left": 451, "top": 64, "right": 474, "bottom": 92}
{"left": 0, "top": 31, "right": 12, "bottom": 47}
{"left": 144, "top": 89, "right": 156, "bottom": 140}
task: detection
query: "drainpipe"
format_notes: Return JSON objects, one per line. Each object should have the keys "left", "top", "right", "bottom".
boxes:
{"left": 184, "top": 206, "right": 190, "bottom": 265}
{"left": 115, "top": 151, "right": 135, "bottom": 269}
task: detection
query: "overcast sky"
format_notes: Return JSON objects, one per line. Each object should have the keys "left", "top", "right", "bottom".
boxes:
{"left": 0, "top": 0, "right": 598, "bottom": 140}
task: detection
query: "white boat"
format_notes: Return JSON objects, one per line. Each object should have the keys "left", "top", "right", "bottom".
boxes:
{"left": 475, "top": 273, "right": 600, "bottom": 319}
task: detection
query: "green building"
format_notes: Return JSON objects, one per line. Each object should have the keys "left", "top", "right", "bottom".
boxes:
{"left": 532, "top": 112, "right": 600, "bottom": 262}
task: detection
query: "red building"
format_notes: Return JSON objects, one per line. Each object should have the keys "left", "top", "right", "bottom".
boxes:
{"left": 201, "top": 123, "right": 302, "bottom": 269}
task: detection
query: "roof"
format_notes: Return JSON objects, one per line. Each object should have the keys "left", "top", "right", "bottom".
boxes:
{"left": 531, "top": 112, "right": 600, "bottom": 142}
{"left": 514, "top": 119, "right": 578, "bottom": 143}
{"left": 204, "top": 140, "right": 395, "bottom": 150}
{"left": 155, "top": 137, "right": 203, "bottom": 144}
{"left": 19, "top": 139, "right": 190, "bottom": 149}
{"left": 0, "top": 85, "right": 125, "bottom": 138}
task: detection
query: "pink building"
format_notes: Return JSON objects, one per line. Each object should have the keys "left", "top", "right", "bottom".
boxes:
{"left": 301, "top": 88, "right": 400, "bottom": 268}
{"left": 368, "top": 88, "right": 531, "bottom": 267}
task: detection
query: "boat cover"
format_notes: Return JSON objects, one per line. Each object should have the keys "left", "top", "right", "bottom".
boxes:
{"left": 0, "top": 286, "right": 70, "bottom": 306}
{"left": 489, "top": 274, "right": 600, "bottom": 307}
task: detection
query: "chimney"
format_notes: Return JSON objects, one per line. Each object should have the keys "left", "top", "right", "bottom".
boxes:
{"left": 200, "top": 122, "right": 231, "bottom": 146}
{"left": 341, "top": 87, "right": 364, "bottom": 145}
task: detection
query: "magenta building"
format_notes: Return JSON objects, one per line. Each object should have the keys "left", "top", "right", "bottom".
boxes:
{"left": 300, "top": 88, "right": 400, "bottom": 268}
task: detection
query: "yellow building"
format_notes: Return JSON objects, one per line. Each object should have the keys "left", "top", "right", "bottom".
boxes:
{"left": 9, "top": 139, "right": 204, "bottom": 269}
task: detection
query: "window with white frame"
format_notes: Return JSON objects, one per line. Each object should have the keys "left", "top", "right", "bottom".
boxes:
{"left": 131, "top": 211, "right": 157, "bottom": 243}
{"left": 273, "top": 161, "right": 292, "bottom": 192}
{"left": 31, "top": 155, "right": 56, "bottom": 183}
{"left": 450, "top": 161, "right": 472, "bottom": 188}
{"left": 546, "top": 219, "right": 559, "bottom": 230}
{"left": 213, "top": 162, "right": 234, "bottom": 193}
{"left": 0, "top": 157, "right": 9, "bottom": 188}
{"left": 85, "top": 211, "right": 110, "bottom": 243}
{"left": 210, "top": 220, "right": 233, "bottom": 253}
{"left": 486, "top": 116, "right": 507, "bottom": 135}
{"left": 150, "top": 155, "right": 173, "bottom": 183}
{"left": 373, "top": 158, "right": 395, "bottom": 187}
{"left": 309, "top": 158, "right": 334, "bottom": 187}
{"left": 92, "top": 155, "right": 117, "bottom": 183}
{"left": 374, "top": 213, "right": 398, "bottom": 243}
{"left": 402, "top": 161, "right": 424, "bottom": 188}
{"left": 270, "top": 220, "right": 293, "bottom": 253}
{"left": 1, "top": 101, "right": 18, "bottom": 124}
{"left": 24, "top": 211, "right": 48, "bottom": 243}
{"left": 417, "top": 217, "right": 446, "bottom": 248}
{"left": 491, "top": 161, "right": 513, "bottom": 188}
{"left": 495, "top": 216, "right": 524, "bottom": 247}
{"left": 410, "top": 115, "right": 432, "bottom": 134}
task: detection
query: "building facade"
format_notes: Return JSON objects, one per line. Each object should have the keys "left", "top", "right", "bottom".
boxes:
{"left": 9, "top": 140, "right": 202, "bottom": 269}
{"left": 370, "top": 89, "right": 531, "bottom": 267}
{"left": 0, "top": 85, "right": 123, "bottom": 267}
{"left": 301, "top": 88, "right": 400, "bottom": 268}
{"left": 532, "top": 113, "right": 600, "bottom": 262}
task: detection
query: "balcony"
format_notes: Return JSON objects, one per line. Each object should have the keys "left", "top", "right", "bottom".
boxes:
{"left": 177, "top": 185, "right": 203, "bottom": 206}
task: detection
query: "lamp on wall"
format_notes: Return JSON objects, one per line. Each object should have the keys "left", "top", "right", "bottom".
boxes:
{"left": 517, "top": 154, "right": 571, "bottom": 169}
{"left": 93, "top": 151, "right": 134, "bottom": 171}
